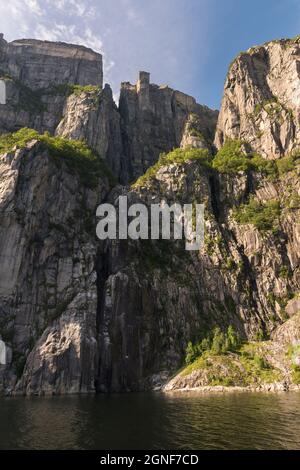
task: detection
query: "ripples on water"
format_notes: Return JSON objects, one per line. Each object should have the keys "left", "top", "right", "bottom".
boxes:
{"left": 0, "top": 392, "right": 300, "bottom": 450}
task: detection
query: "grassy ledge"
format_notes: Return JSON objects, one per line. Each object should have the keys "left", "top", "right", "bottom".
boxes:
{"left": 132, "top": 148, "right": 212, "bottom": 188}
{"left": 233, "top": 198, "right": 281, "bottom": 233}
{"left": 212, "top": 139, "right": 300, "bottom": 177}
{"left": 51, "top": 84, "right": 101, "bottom": 96}
{"left": 0, "top": 128, "right": 115, "bottom": 189}
{"left": 181, "top": 327, "right": 283, "bottom": 387}
{"left": 132, "top": 139, "right": 300, "bottom": 190}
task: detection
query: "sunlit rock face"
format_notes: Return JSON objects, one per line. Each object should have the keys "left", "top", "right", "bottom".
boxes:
{"left": 0, "top": 36, "right": 103, "bottom": 137}
{"left": 215, "top": 37, "right": 300, "bottom": 159}
{"left": 0, "top": 37, "right": 103, "bottom": 90}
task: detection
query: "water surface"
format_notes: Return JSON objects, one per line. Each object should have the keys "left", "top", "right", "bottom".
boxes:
{"left": 0, "top": 392, "right": 300, "bottom": 450}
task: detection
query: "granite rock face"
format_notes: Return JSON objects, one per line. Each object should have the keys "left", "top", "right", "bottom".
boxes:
{"left": 0, "top": 36, "right": 102, "bottom": 136}
{"left": 1, "top": 34, "right": 300, "bottom": 395}
{"left": 95, "top": 157, "right": 300, "bottom": 392}
{"left": 0, "top": 36, "right": 217, "bottom": 183}
{"left": 0, "top": 140, "right": 110, "bottom": 394}
{"left": 119, "top": 71, "right": 218, "bottom": 181}
{"left": 215, "top": 36, "right": 300, "bottom": 158}
{"left": 56, "top": 71, "right": 218, "bottom": 182}
{"left": 56, "top": 84, "right": 125, "bottom": 181}
{"left": 0, "top": 36, "right": 103, "bottom": 90}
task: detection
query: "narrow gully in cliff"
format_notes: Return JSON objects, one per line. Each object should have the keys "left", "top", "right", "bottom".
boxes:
{"left": 95, "top": 240, "right": 111, "bottom": 393}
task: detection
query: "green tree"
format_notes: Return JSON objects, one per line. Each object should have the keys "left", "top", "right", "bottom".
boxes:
{"left": 226, "top": 325, "right": 240, "bottom": 351}
{"left": 211, "top": 327, "right": 226, "bottom": 355}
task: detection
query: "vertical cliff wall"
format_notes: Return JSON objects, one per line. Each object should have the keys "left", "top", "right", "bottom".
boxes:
{"left": 1, "top": 37, "right": 103, "bottom": 89}
{"left": 215, "top": 36, "right": 300, "bottom": 158}
{"left": 55, "top": 84, "right": 124, "bottom": 179}
{"left": 0, "top": 36, "right": 103, "bottom": 136}
{"left": 119, "top": 71, "right": 218, "bottom": 181}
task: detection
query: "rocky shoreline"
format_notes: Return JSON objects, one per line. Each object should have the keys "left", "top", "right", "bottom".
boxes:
{"left": 163, "top": 383, "right": 300, "bottom": 394}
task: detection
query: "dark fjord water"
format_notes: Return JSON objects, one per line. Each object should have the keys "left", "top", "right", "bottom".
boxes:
{"left": 0, "top": 392, "right": 300, "bottom": 450}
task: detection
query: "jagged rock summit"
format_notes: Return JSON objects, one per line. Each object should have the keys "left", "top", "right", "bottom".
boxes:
{"left": 215, "top": 35, "right": 300, "bottom": 159}
{"left": 0, "top": 35, "right": 218, "bottom": 183}
{"left": 119, "top": 71, "right": 218, "bottom": 179}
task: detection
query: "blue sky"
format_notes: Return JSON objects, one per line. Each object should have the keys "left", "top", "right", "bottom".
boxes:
{"left": 0, "top": 0, "right": 299, "bottom": 109}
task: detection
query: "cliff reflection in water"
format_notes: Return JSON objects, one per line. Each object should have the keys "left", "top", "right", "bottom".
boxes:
{"left": 0, "top": 392, "right": 300, "bottom": 450}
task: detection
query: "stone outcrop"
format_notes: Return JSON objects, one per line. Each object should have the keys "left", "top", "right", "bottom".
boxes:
{"left": 56, "top": 84, "right": 124, "bottom": 180}
{"left": 0, "top": 37, "right": 103, "bottom": 89}
{"left": 0, "top": 36, "right": 102, "bottom": 137}
{"left": 0, "top": 36, "right": 217, "bottom": 183}
{"left": 215, "top": 36, "right": 300, "bottom": 158}
{"left": 0, "top": 140, "right": 110, "bottom": 394}
{"left": 56, "top": 71, "right": 218, "bottom": 183}
{"left": 165, "top": 309, "right": 300, "bottom": 393}
{"left": 119, "top": 71, "right": 218, "bottom": 181}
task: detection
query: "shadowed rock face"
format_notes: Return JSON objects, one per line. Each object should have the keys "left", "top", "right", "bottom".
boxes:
{"left": 215, "top": 37, "right": 300, "bottom": 159}
{"left": 119, "top": 72, "right": 218, "bottom": 181}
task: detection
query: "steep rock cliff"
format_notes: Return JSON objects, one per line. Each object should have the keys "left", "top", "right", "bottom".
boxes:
{"left": 215, "top": 36, "right": 300, "bottom": 158}
{"left": 95, "top": 154, "right": 300, "bottom": 392}
{"left": 0, "top": 34, "right": 300, "bottom": 395}
{"left": 0, "top": 140, "right": 110, "bottom": 394}
{"left": 0, "top": 36, "right": 103, "bottom": 136}
{"left": 0, "top": 36, "right": 103, "bottom": 89}
{"left": 56, "top": 84, "right": 124, "bottom": 179}
{"left": 119, "top": 71, "right": 218, "bottom": 181}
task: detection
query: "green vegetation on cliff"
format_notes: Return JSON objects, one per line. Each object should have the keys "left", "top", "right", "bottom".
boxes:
{"left": 212, "top": 139, "right": 252, "bottom": 173}
{"left": 287, "top": 343, "right": 300, "bottom": 384}
{"left": 212, "top": 139, "right": 274, "bottom": 175}
{"left": 132, "top": 139, "right": 300, "bottom": 189}
{"left": 183, "top": 332, "right": 283, "bottom": 386}
{"left": 212, "top": 139, "right": 300, "bottom": 177}
{"left": 0, "top": 128, "right": 114, "bottom": 188}
{"left": 233, "top": 198, "right": 281, "bottom": 232}
{"left": 185, "top": 326, "right": 241, "bottom": 365}
{"left": 52, "top": 84, "right": 101, "bottom": 96}
{"left": 13, "top": 80, "right": 47, "bottom": 114}
{"left": 132, "top": 148, "right": 213, "bottom": 187}
{"left": 0, "top": 127, "right": 38, "bottom": 153}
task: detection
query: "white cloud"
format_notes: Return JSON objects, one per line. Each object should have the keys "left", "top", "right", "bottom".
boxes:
{"left": 23, "top": 0, "right": 44, "bottom": 16}
{"left": 34, "top": 22, "right": 103, "bottom": 53}
{"left": 0, "top": 0, "right": 215, "bottom": 106}
{"left": 44, "top": 0, "right": 96, "bottom": 19}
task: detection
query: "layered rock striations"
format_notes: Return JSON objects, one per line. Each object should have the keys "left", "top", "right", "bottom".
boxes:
{"left": 0, "top": 139, "right": 110, "bottom": 394}
{"left": 0, "top": 36, "right": 217, "bottom": 184}
{"left": 0, "top": 36, "right": 103, "bottom": 134}
{"left": 120, "top": 71, "right": 218, "bottom": 181}
{"left": 56, "top": 84, "right": 124, "bottom": 179}
{"left": 215, "top": 36, "right": 300, "bottom": 158}
{"left": 0, "top": 36, "right": 103, "bottom": 89}
{"left": 95, "top": 154, "right": 300, "bottom": 392}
